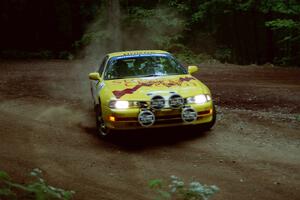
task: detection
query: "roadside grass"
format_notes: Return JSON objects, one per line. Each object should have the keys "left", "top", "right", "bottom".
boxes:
{"left": 296, "top": 115, "right": 300, "bottom": 122}
{"left": 149, "top": 175, "right": 219, "bottom": 200}
{"left": 0, "top": 169, "right": 74, "bottom": 200}
{"left": 1, "top": 169, "right": 219, "bottom": 200}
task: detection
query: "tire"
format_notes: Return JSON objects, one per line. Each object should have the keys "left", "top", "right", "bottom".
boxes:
{"left": 201, "top": 103, "right": 216, "bottom": 131}
{"left": 95, "top": 103, "right": 111, "bottom": 138}
{"left": 193, "top": 103, "right": 216, "bottom": 132}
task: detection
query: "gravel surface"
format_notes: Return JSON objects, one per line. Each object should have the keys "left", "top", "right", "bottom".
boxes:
{"left": 0, "top": 60, "right": 299, "bottom": 200}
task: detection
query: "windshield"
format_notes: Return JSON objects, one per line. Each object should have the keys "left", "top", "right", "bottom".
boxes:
{"left": 104, "top": 54, "right": 187, "bottom": 80}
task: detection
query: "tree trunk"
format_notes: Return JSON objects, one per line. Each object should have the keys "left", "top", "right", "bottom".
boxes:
{"left": 107, "top": 0, "right": 122, "bottom": 51}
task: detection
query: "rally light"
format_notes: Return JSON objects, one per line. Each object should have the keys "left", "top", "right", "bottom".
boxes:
{"left": 138, "top": 109, "right": 155, "bottom": 127}
{"left": 181, "top": 107, "right": 197, "bottom": 122}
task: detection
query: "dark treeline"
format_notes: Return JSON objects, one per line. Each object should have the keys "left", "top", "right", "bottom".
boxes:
{"left": 0, "top": 0, "right": 299, "bottom": 66}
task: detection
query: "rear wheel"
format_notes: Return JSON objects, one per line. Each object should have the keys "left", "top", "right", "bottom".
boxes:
{"left": 95, "top": 104, "right": 111, "bottom": 138}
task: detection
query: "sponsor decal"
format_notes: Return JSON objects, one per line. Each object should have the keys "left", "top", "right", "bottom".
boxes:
{"left": 112, "top": 76, "right": 195, "bottom": 99}
{"left": 114, "top": 53, "right": 168, "bottom": 60}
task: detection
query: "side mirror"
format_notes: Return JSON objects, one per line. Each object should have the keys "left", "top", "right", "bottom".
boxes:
{"left": 89, "top": 72, "right": 101, "bottom": 81}
{"left": 188, "top": 66, "right": 198, "bottom": 74}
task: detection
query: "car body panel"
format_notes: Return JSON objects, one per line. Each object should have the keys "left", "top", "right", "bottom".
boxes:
{"left": 105, "top": 75, "right": 210, "bottom": 100}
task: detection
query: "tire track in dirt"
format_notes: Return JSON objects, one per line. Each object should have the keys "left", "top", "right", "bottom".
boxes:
{"left": 0, "top": 60, "right": 299, "bottom": 200}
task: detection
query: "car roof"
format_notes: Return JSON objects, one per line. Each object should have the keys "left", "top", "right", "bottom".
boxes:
{"left": 107, "top": 50, "right": 170, "bottom": 58}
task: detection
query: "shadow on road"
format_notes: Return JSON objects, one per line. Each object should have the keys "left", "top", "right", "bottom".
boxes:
{"left": 79, "top": 123, "right": 211, "bottom": 151}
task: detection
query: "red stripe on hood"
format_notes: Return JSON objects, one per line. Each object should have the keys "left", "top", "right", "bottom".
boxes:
{"left": 112, "top": 76, "right": 195, "bottom": 99}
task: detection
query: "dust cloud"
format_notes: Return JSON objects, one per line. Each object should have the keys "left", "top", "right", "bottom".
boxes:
{"left": 72, "top": 0, "right": 187, "bottom": 106}
{"left": 80, "top": 0, "right": 186, "bottom": 65}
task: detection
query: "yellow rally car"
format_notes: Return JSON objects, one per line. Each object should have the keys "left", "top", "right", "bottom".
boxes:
{"left": 89, "top": 50, "right": 216, "bottom": 137}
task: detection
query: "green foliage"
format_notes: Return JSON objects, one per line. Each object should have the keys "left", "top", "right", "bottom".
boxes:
{"left": 259, "top": 0, "right": 300, "bottom": 14}
{"left": 0, "top": 168, "right": 75, "bottom": 200}
{"left": 74, "top": 23, "right": 111, "bottom": 48}
{"left": 266, "top": 19, "right": 299, "bottom": 30}
{"left": 2, "top": 0, "right": 300, "bottom": 65}
{"left": 58, "top": 51, "right": 74, "bottom": 60}
{"left": 73, "top": 9, "right": 110, "bottom": 50}
{"left": 0, "top": 50, "right": 55, "bottom": 59}
{"left": 273, "top": 56, "right": 292, "bottom": 66}
{"left": 235, "top": 0, "right": 254, "bottom": 11}
{"left": 169, "top": 44, "right": 212, "bottom": 64}
{"left": 185, "top": 0, "right": 300, "bottom": 65}
{"left": 214, "top": 47, "right": 232, "bottom": 63}
{"left": 127, "top": 6, "right": 188, "bottom": 50}
{"left": 39, "top": 51, "right": 54, "bottom": 59}
{"left": 149, "top": 175, "right": 219, "bottom": 200}
{"left": 0, "top": 171, "right": 10, "bottom": 180}
{"left": 265, "top": 17, "right": 300, "bottom": 65}
{"left": 191, "top": 1, "right": 212, "bottom": 23}
{"left": 149, "top": 179, "right": 163, "bottom": 189}
{"left": 175, "top": 51, "right": 212, "bottom": 65}
{"left": 168, "top": 1, "right": 189, "bottom": 12}
{"left": 74, "top": 2, "right": 189, "bottom": 59}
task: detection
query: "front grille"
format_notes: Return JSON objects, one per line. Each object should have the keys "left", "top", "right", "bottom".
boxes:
{"left": 154, "top": 118, "right": 183, "bottom": 125}
{"left": 156, "top": 114, "right": 181, "bottom": 120}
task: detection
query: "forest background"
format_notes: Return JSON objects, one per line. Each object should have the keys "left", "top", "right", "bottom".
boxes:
{"left": 0, "top": 0, "right": 299, "bottom": 66}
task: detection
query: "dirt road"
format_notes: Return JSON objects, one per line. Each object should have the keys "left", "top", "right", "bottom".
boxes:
{"left": 0, "top": 60, "right": 299, "bottom": 200}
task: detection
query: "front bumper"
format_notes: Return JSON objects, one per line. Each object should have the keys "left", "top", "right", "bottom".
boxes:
{"left": 102, "top": 102, "right": 214, "bottom": 130}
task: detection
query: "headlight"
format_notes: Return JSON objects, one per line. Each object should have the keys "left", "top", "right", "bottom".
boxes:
{"left": 109, "top": 100, "right": 140, "bottom": 109}
{"left": 187, "top": 94, "right": 211, "bottom": 104}
{"left": 115, "top": 101, "right": 129, "bottom": 109}
{"left": 109, "top": 100, "right": 129, "bottom": 109}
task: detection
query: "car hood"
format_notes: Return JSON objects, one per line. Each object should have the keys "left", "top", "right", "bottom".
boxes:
{"left": 104, "top": 75, "right": 209, "bottom": 100}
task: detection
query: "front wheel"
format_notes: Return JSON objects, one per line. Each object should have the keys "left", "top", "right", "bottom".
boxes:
{"left": 194, "top": 103, "right": 217, "bottom": 132}
{"left": 202, "top": 103, "right": 216, "bottom": 131}
{"left": 95, "top": 104, "right": 111, "bottom": 138}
